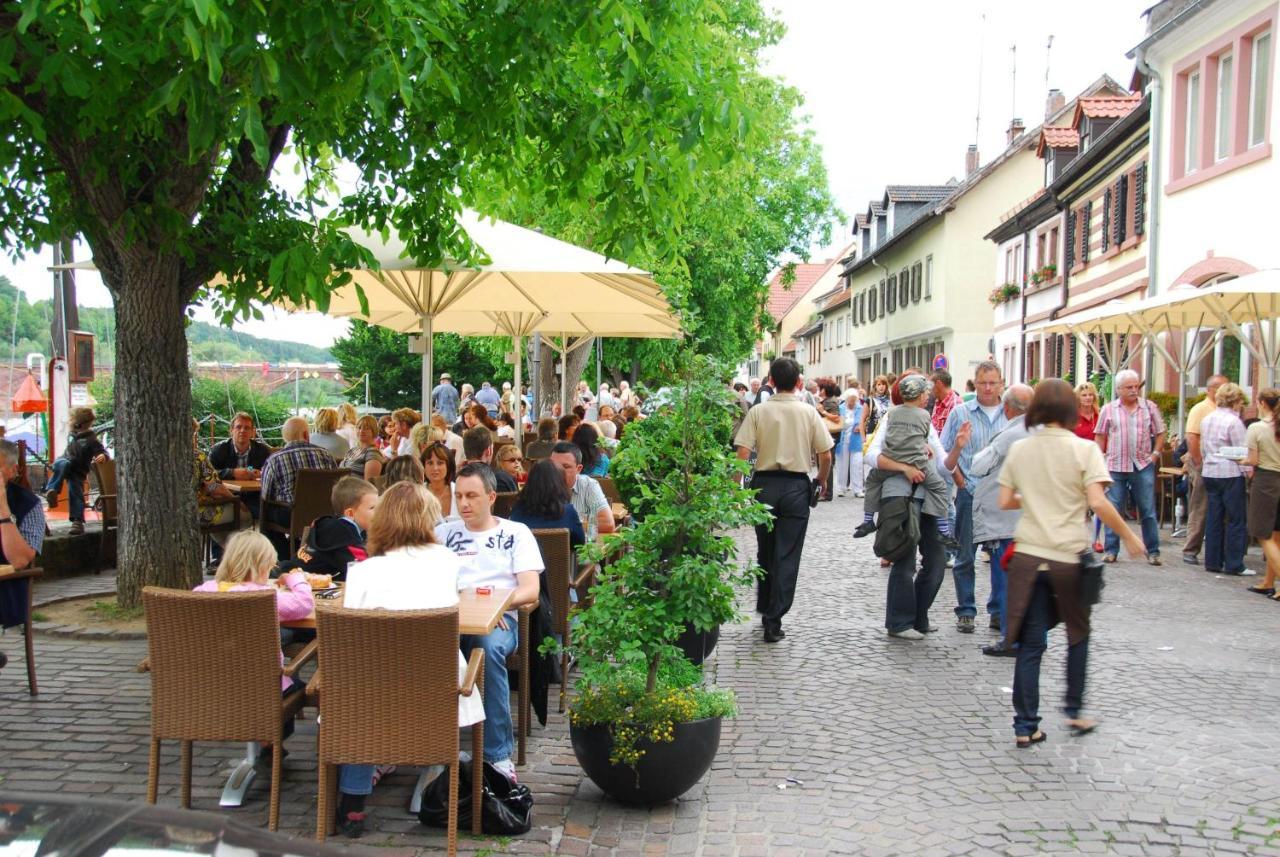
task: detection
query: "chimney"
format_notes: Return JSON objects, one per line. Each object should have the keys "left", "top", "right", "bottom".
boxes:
{"left": 1007, "top": 117, "right": 1026, "bottom": 144}
{"left": 965, "top": 144, "right": 980, "bottom": 177}
{"left": 1045, "top": 88, "right": 1065, "bottom": 119}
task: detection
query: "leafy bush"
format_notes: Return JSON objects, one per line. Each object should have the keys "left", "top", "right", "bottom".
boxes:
{"left": 564, "top": 353, "right": 768, "bottom": 767}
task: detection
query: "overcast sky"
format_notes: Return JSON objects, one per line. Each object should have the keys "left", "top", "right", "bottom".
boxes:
{"left": 0, "top": 0, "right": 1153, "bottom": 349}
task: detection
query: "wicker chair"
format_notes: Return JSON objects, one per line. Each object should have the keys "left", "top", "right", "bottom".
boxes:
{"left": 313, "top": 605, "right": 484, "bottom": 851}
{"left": 142, "top": 587, "right": 315, "bottom": 831}
{"left": 1, "top": 567, "right": 42, "bottom": 695}
{"left": 597, "top": 476, "right": 623, "bottom": 506}
{"left": 531, "top": 529, "right": 594, "bottom": 712}
{"left": 260, "top": 468, "right": 346, "bottom": 557}
{"left": 90, "top": 459, "right": 118, "bottom": 573}
{"left": 509, "top": 603, "right": 536, "bottom": 765}
{"left": 493, "top": 491, "right": 519, "bottom": 518}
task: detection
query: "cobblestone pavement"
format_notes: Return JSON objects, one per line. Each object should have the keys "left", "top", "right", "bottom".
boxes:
{"left": 2, "top": 498, "right": 1280, "bottom": 855}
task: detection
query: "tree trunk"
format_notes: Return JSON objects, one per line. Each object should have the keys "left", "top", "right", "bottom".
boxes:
{"left": 110, "top": 254, "right": 202, "bottom": 607}
{"left": 534, "top": 337, "right": 595, "bottom": 416}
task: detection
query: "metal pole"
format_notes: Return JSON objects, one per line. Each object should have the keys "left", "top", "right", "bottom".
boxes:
{"left": 421, "top": 314, "right": 434, "bottom": 420}
{"left": 364, "top": 373, "right": 370, "bottom": 409}
{"left": 513, "top": 335, "right": 523, "bottom": 450}
{"left": 531, "top": 333, "right": 542, "bottom": 417}
{"left": 294, "top": 370, "right": 299, "bottom": 413}
{"left": 595, "top": 337, "right": 602, "bottom": 398}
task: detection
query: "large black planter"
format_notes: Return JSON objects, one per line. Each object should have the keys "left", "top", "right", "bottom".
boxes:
{"left": 570, "top": 716, "right": 722, "bottom": 804}
{"left": 675, "top": 623, "right": 720, "bottom": 665}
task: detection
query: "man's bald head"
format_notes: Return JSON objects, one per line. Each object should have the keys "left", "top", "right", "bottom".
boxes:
{"left": 1004, "top": 384, "right": 1034, "bottom": 416}
{"left": 282, "top": 416, "right": 310, "bottom": 443}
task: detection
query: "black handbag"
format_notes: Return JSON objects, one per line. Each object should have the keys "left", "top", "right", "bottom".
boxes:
{"left": 418, "top": 760, "right": 533, "bottom": 836}
{"left": 1078, "top": 549, "right": 1106, "bottom": 606}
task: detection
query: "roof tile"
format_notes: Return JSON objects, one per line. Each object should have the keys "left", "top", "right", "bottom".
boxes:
{"left": 765, "top": 258, "right": 839, "bottom": 323}
{"left": 884, "top": 184, "right": 957, "bottom": 203}
{"left": 1074, "top": 95, "right": 1142, "bottom": 125}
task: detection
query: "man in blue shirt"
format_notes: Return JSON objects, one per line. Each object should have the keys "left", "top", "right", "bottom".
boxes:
{"left": 940, "top": 361, "right": 1008, "bottom": 634}
{"left": 431, "top": 373, "right": 461, "bottom": 424}
{"left": 475, "top": 381, "right": 502, "bottom": 418}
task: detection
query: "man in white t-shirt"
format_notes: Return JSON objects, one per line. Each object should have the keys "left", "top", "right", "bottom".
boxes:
{"left": 435, "top": 462, "right": 544, "bottom": 779}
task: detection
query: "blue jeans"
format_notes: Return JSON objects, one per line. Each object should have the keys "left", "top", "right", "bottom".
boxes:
{"left": 952, "top": 488, "right": 977, "bottom": 617}
{"left": 460, "top": 618, "right": 520, "bottom": 763}
{"left": 988, "top": 538, "right": 1013, "bottom": 630}
{"left": 47, "top": 458, "right": 86, "bottom": 522}
{"left": 339, "top": 764, "right": 375, "bottom": 796}
{"left": 1012, "top": 571, "right": 1086, "bottom": 736}
{"left": 1204, "top": 475, "right": 1247, "bottom": 573}
{"left": 1104, "top": 464, "right": 1160, "bottom": 556}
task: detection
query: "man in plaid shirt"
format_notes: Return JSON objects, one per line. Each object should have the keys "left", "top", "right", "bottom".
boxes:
{"left": 1094, "top": 369, "right": 1166, "bottom": 565}
{"left": 260, "top": 416, "right": 337, "bottom": 556}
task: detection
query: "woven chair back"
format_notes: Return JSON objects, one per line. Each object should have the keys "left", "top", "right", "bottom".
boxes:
{"left": 93, "top": 458, "right": 118, "bottom": 523}
{"left": 290, "top": 468, "right": 346, "bottom": 537}
{"left": 315, "top": 605, "right": 461, "bottom": 765}
{"left": 493, "top": 492, "right": 519, "bottom": 518}
{"left": 143, "top": 587, "right": 283, "bottom": 741}
{"left": 597, "top": 477, "right": 623, "bottom": 506}
{"left": 531, "top": 528, "right": 572, "bottom": 634}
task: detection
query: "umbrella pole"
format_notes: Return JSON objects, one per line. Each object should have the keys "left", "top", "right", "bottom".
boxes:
{"left": 513, "top": 335, "right": 523, "bottom": 450}
{"left": 421, "top": 313, "right": 434, "bottom": 422}
{"left": 560, "top": 337, "right": 568, "bottom": 418}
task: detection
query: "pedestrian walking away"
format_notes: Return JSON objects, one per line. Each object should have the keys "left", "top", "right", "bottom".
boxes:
{"left": 734, "top": 357, "right": 833, "bottom": 643}
{"left": 997, "top": 379, "right": 1146, "bottom": 748}
{"left": 1198, "top": 383, "right": 1251, "bottom": 575}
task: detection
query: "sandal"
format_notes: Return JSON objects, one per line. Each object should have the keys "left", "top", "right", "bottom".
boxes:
{"left": 1065, "top": 719, "right": 1097, "bottom": 737}
{"left": 1015, "top": 730, "right": 1047, "bottom": 748}
{"left": 1247, "top": 585, "right": 1276, "bottom": 596}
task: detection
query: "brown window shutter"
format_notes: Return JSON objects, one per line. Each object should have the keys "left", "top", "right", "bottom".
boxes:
{"left": 1101, "top": 189, "right": 1112, "bottom": 253}
{"left": 1080, "top": 202, "right": 1092, "bottom": 264}
{"left": 1130, "top": 164, "right": 1145, "bottom": 237}
{"left": 1065, "top": 210, "right": 1076, "bottom": 270}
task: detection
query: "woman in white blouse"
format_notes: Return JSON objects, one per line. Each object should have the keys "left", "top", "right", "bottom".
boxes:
{"left": 334, "top": 482, "right": 481, "bottom": 835}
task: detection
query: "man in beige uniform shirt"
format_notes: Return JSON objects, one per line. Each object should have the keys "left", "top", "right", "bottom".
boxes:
{"left": 1183, "top": 374, "right": 1227, "bottom": 565}
{"left": 734, "top": 357, "right": 833, "bottom": 642}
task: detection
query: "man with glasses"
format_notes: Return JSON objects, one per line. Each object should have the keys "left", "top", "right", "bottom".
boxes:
{"left": 209, "top": 412, "right": 272, "bottom": 520}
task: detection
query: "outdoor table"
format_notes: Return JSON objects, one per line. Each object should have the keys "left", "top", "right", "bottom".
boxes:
{"left": 222, "top": 479, "right": 261, "bottom": 495}
{"left": 221, "top": 586, "right": 515, "bottom": 809}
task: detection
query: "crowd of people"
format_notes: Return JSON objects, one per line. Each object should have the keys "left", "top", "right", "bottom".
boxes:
{"left": 732, "top": 356, "right": 1280, "bottom": 747}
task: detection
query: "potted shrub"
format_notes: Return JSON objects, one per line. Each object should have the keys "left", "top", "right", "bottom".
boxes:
{"left": 563, "top": 354, "right": 769, "bottom": 804}
{"left": 988, "top": 282, "right": 1021, "bottom": 306}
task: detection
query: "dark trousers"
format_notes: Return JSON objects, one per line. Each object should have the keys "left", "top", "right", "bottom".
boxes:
{"left": 264, "top": 505, "right": 292, "bottom": 560}
{"left": 1012, "top": 571, "right": 1086, "bottom": 736}
{"left": 885, "top": 509, "right": 946, "bottom": 633}
{"left": 752, "top": 473, "right": 812, "bottom": 634}
{"left": 1204, "top": 475, "right": 1247, "bottom": 573}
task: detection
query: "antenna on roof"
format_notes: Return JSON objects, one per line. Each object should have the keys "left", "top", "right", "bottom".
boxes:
{"left": 1045, "top": 35, "right": 1054, "bottom": 98}
{"left": 1010, "top": 43, "right": 1018, "bottom": 121}
{"left": 974, "top": 12, "right": 986, "bottom": 145}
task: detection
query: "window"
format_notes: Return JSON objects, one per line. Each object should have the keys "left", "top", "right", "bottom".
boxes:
{"left": 898, "top": 268, "right": 909, "bottom": 307}
{"left": 911, "top": 262, "right": 922, "bottom": 303}
{"left": 924, "top": 256, "right": 933, "bottom": 299}
{"left": 1251, "top": 31, "right": 1271, "bottom": 148}
{"left": 887, "top": 275, "right": 897, "bottom": 313}
{"left": 1046, "top": 156, "right": 1056, "bottom": 185}
{"left": 1049, "top": 226, "right": 1059, "bottom": 267}
{"left": 1186, "top": 70, "right": 1202, "bottom": 172}
{"left": 1004, "top": 247, "right": 1017, "bottom": 283}
{"left": 1036, "top": 233, "right": 1047, "bottom": 269}
{"left": 869, "top": 285, "right": 877, "bottom": 320}
{"left": 1216, "top": 52, "right": 1234, "bottom": 161}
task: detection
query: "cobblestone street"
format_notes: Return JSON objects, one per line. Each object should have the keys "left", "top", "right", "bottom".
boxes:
{"left": 3, "top": 497, "right": 1280, "bottom": 855}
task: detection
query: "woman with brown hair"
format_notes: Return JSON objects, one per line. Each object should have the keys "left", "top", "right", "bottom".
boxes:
{"left": 380, "top": 454, "right": 424, "bottom": 489}
{"left": 337, "top": 482, "right": 483, "bottom": 836}
{"left": 419, "top": 441, "right": 458, "bottom": 520}
{"left": 998, "top": 379, "right": 1144, "bottom": 747}
{"left": 1244, "top": 389, "right": 1280, "bottom": 596}
{"left": 341, "top": 415, "right": 385, "bottom": 481}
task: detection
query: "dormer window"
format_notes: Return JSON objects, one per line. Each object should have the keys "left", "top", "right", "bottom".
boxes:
{"left": 1046, "top": 156, "right": 1056, "bottom": 184}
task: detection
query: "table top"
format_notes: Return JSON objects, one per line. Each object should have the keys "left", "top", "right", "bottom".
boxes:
{"left": 282, "top": 586, "right": 515, "bottom": 634}
{"left": 223, "top": 479, "right": 262, "bottom": 494}
{"left": 1159, "top": 466, "right": 1186, "bottom": 476}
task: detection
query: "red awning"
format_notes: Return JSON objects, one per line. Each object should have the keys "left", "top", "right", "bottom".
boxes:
{"left": 11, "top": 374, "right": 47, "bottom": 413}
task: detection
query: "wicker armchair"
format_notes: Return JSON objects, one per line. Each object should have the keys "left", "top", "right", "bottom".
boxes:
{"left": 313, "top": 605, "right": 484, "bottom": 852}
{"left": 1, "top": 567, "right": 42, "bottom": 695}
{"left": 597, "top": 476, "right": 623, "bottom": 506}
{"left": 493, "top": 491, "right": 519, "bottom": 518}
{"left": 142, "top": 587, "right": 315, "bottom": 831}
{"left": 260, "top": 468, "right": 346, "bottom": 558}
{"left": 531, "top": 529, "right": 593, "bottom": 712}
{"left": 91, "top": 459, "right": 118, "bottom": 573}
{"left": 504, "top": 604, "right": 534, "bottom": 766}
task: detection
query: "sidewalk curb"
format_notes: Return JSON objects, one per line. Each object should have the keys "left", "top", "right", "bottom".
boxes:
{"left": 31, "top": 589, "right": 146, "bottom": 641}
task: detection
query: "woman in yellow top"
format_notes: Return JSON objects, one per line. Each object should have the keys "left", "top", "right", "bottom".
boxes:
{"left": 1243, "top": 388, "right": 1280, "bottom": 598}
{"left": 998, "top": 379, "right": 1144, "bottom": 748}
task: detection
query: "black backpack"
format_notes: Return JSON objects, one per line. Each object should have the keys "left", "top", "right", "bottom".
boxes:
{"left": 873, "top": 495, "right": 921, "bottom": 563}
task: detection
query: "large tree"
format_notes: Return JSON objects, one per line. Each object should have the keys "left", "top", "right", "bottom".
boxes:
{"left": 0, "top": 1, "right": 771, "bottom": 605}
{"left": 478, "top": 61, "right": 838, "bottom": 397}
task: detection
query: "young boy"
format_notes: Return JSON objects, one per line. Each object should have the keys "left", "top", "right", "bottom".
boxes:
{"left": 281, "top": 476, "right": 378, "bottom": 580}
{"left": 45, "top": 407, "right": 108, "bottom": 535}
{"left": 854, "top": 375, "right": 959, "bottom": 550}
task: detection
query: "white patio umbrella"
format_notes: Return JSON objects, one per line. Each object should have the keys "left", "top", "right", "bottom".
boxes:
{"left": 290, "top": 210, "right": 682, "bottom": 446}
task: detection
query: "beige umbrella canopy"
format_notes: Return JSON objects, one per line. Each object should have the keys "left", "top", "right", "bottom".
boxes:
{"left": 287, "top": 210, "right": 683, "bottom": 442}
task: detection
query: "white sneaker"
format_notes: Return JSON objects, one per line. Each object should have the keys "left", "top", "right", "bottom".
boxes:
{"left": 888, "top": 628, "right": 924, "bottom": 640}
{"left": 854, "top": 491, "right": 865, "bottom": 498}
{"left": 490, "top": 758, "right": 517, "bottom": 781}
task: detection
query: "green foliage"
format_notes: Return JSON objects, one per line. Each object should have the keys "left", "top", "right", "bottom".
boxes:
{"left": 90, "top": 374, "right": 293, "bottom": 442}
{"left": 566, "top": 353, "right": 768, "bottom": 765}
{"left": 570, "top": 659, "right": 736, "bottom": 767}
{"left": 1149, "top": 391, "right": 1208, "bottom": 426}
{"left": 330, "top": 320, "right": 509, "bottom": 410}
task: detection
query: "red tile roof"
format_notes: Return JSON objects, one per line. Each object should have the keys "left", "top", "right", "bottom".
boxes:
{"left": 819, "top": 290, "right": 852, "bottom": 312}
{"left": 1036, "top": 126, "right": 1079, "bottom": 157}
{"left": 1073, "top": 95, "right": 1142, "bottom": 126}
{"left": 765, "top": 257, "right": 841, "bottom": 325}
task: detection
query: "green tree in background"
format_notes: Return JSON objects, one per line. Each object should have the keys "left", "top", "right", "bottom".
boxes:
{"left": 331, "top": 321, "right": 510, "bottom": 410}
{"left": 0, "top": 0, "right": 767, "bottom": 605}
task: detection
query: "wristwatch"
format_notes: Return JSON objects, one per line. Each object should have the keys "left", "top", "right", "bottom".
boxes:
{"left": 0, "top": 516, "right": 13, "bottom": 524}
